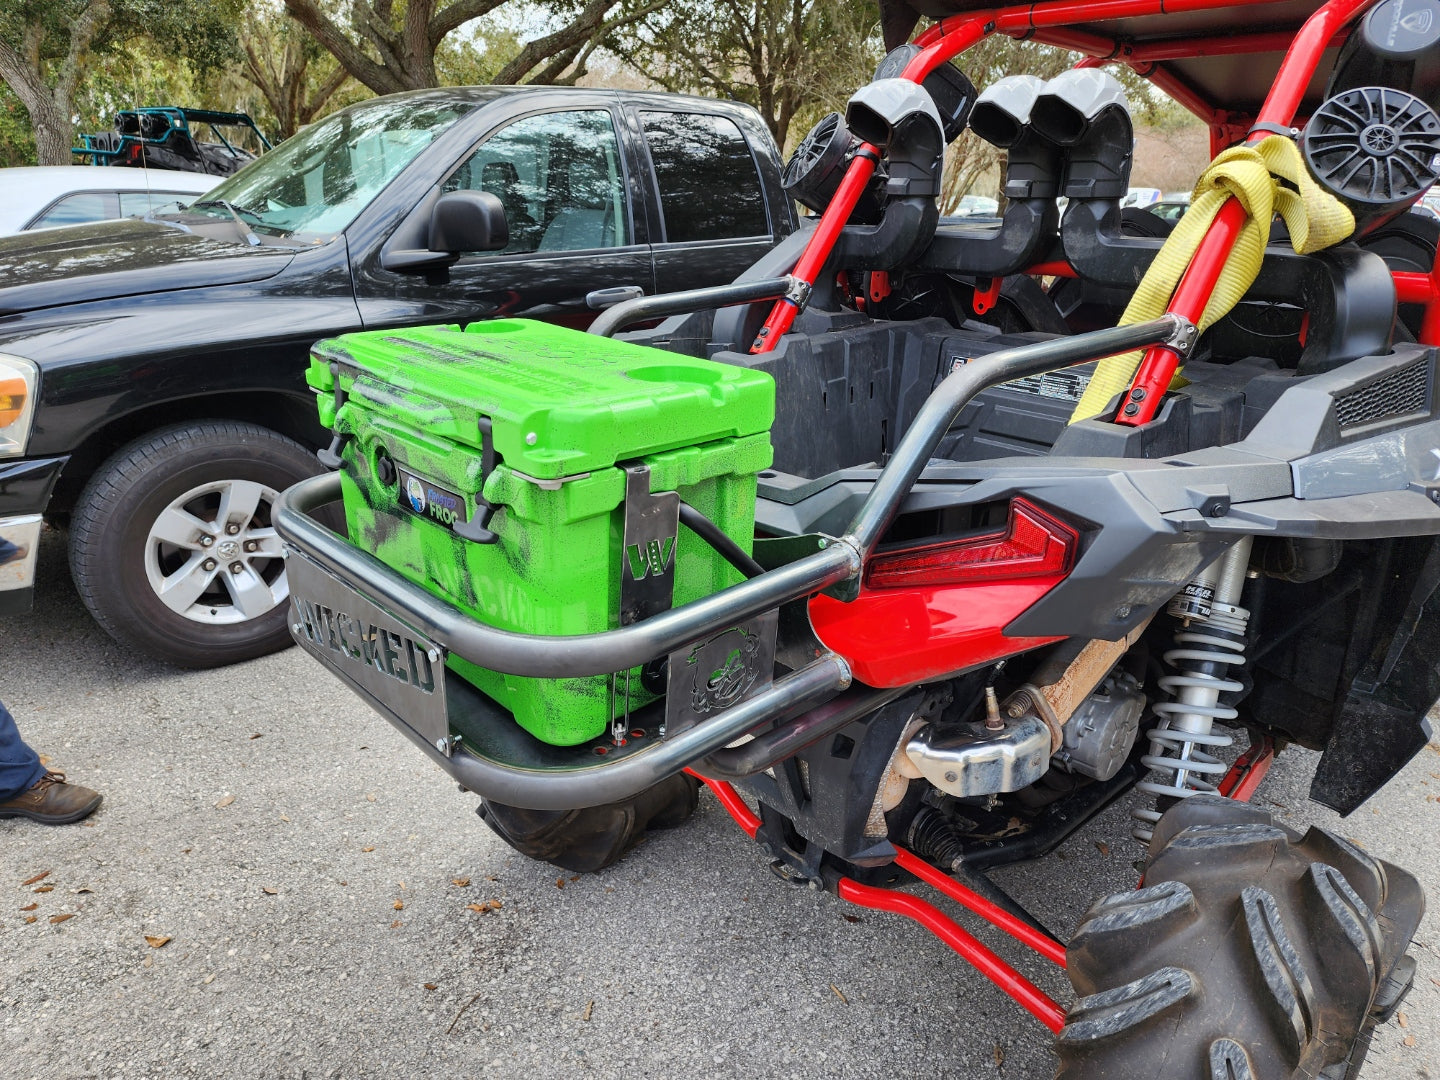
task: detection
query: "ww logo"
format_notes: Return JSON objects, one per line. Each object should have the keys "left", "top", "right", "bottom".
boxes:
{"left": 626, "top": 535, "right": 676, "bottom": 580}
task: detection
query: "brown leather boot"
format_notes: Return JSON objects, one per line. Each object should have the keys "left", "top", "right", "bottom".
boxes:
{"left": 0, "top": 771, "right": 102, "bottom": 824}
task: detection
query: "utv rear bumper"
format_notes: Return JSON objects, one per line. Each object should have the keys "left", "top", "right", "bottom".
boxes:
{"left": 274, "top": 317, "right": 1187, "bottom": 810}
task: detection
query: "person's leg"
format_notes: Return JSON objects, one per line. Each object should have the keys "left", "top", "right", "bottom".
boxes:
{"left": 0, "top": 699, "right": 44, "bottom": 800}
{"left": 0, "top": 699, "right": 101, "bottom": 824}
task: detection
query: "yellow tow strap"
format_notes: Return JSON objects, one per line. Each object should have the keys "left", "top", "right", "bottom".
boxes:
{"left": 1068, "top": 135, "right": 1356, "bottom": 423}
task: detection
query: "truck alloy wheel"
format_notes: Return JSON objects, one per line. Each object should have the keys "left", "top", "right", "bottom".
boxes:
{"left": 69, "top": 420, "right": 320, "bottom": 668}
{"left": 142, "top": 477, "right": 286, "bottom": 626}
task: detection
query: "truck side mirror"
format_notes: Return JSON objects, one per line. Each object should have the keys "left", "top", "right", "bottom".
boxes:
{"left": 430, "top": 190, "right": 508, "bottom": 254}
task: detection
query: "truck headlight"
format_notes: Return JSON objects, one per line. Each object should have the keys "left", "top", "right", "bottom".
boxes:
{"left": 0, "top": 354, "right": 38, "bottom": 458}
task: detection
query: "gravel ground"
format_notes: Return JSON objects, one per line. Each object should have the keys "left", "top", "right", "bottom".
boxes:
{"left": 3, "top": 526, "right": 1438, "bottom": 1079}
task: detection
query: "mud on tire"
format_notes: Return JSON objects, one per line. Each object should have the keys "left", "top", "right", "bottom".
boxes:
{"left": 1055, "top": 795, "right": 1424, "bottom": 1080}
{"left": 476, "top": 772, "right": 701, "bottom": 873}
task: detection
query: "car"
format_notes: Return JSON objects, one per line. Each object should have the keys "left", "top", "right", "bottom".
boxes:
{"left": 950, "top": 193, "right": 999, "bottom": 217}
{"left": 1119, "top": 185, "right": 1162, "bottom": 207}
{"left": 1148, "top": 195, "right": 1190, "bottom": 223}
{"left": 0, "top": 86, "right": 795, "bottom": 668}
{"left": 0, "top": 166, "right": 216, "bottom": 236}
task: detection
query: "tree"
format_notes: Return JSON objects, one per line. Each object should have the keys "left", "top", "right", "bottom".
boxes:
{"left": 0, "top": 0, "right": 239, "bottom": 165}
{"left": 283, "top": 0, "right": 666, "bottom": 96}
{"left": 0, "top": 1, "right": 113, "bottom": 164}
{"left": 239, "top": 12, "right": 354, "bottom": 139}
{"left": 612, "top": 0, "right": 884, "bottom": 153}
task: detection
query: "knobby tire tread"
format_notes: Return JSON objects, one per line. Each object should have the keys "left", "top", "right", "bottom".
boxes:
{"left": 1054, "top": 795, "right": 1422, "bottom": 1080}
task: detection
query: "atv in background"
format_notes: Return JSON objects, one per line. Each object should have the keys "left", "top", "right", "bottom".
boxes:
{"left": 277, "top": 1, "right": 1440, "bottom": 1076}
{"left": 73, "top": 107, "right": 270, "bottom": 176}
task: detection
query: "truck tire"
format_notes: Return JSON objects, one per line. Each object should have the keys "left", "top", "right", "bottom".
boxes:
{"left": 476, "top": 772, "right": 701, "bottom": 873}
{"left": 1055, "top": 795, "right": 1423, "bottom": 1080}
{"left": 69, "top": 420, "right": 319, "bottom": 668}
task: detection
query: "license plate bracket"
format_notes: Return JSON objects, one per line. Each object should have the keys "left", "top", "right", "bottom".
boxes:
{"left": 286, "top": 549, "right": 451, "bottom": 754}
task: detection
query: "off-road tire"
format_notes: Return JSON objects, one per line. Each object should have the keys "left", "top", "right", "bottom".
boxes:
{"left": 69, "top": 420, "right": 320, "bottom": 668}
{"left": 477, "top": 772, "right": 702, "bottom": 873}
{"left": 1055, "top": 795, "right": 1423, "bottom": 1079}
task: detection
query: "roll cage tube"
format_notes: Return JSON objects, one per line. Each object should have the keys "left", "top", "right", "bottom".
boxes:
{"left": 748, "top": 0, "right": 1392, "bottom": 418}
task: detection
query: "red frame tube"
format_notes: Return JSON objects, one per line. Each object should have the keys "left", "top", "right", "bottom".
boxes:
{"left": 1217, "top": 736, "right": 1277, "bottom": 802}
{"left": 892, "top": 846, "right": 1067, "bottom": 967}
{"left": 836, "top": 877, "right": 1068, "bottom": 1033}
{"left": 686, "top": 767, "right": 760, "bottom": 836}
{"left": 1115, "top": 0, "right": 1380, "bottom": 425}
{"left": 690, "top": 771, "right": 1069, "bottom": 1033}
{"left": 749, "top": 149, "right": 880, "bottom": 351}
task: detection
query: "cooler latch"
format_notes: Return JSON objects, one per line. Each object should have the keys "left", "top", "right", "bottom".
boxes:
{"left": 451, "top": 416, "right": 500, "bottom": 544}
{"left": 316, "top": 363, "right": 351, "bottom": 469}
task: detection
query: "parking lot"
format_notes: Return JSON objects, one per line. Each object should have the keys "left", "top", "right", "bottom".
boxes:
{"left": 3, "top": 525, "right": 1438, "bottom": 1079}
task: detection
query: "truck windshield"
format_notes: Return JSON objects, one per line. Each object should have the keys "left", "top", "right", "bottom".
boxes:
{"left": 186, "top": 98, "right": 473, "bottom": 242}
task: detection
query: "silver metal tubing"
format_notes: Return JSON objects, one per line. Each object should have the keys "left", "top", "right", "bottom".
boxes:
{"left": 275, "top": 471, "right": 860, "bottom": 678}
{"left": 844, "top": 314, "right": 1185, "bottom": 554}
{"left": 588, "top": 276, "right": 797, "bottom": 338}
{"left": 448, "top": 653, "right": 853, "bottom": 809}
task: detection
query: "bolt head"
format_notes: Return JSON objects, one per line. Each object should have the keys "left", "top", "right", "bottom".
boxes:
{"left": 202, "top": 559, "right": 217, "bottom": 571}
{"left": 435, "top": 737, "right": 449, "bottom": 754}
{"left": 243, "top": 540, "right": 258, "bottom": 553}
{"left": 229, "top": 562, "right": 244, "bottom": 575}
{"left": 225, "top": 523, "right": 240, "bottom": 535}
{"left": 199, "top": 535, "right": 214, "bottom": 547}
{"left": 524, "top": 432, "right": 538, "bottom": 445}
{"left": 944, "top": 770, "right": 958, "bottom": 784}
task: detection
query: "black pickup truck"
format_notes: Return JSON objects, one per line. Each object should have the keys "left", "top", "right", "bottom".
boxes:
{"left": 0, "top": 87, "right": 794, "bottom": 666}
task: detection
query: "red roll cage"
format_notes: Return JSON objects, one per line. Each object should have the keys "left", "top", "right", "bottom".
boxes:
{"left": 753, "top": 0, "right": 1440, "bottom": 426}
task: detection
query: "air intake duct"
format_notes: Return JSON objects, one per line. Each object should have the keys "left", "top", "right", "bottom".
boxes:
{"left": 968, "top": 75, "right": 1063, "bottom": 200}
{"left": 1030, "top": 69, "right": 1134, "bottom": 201}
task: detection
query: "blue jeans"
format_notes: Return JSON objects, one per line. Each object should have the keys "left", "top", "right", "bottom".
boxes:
{"left": 0, "top": 700, "right": 44, "bottom": 800}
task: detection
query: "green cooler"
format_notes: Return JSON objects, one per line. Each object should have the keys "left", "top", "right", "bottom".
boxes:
{"left": 307, "top": 319, "right": 775, "bottom": 746}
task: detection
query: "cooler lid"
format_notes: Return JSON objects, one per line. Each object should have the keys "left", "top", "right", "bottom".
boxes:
{"left": 309, "top": 319, "right": 775, "bottom": 480}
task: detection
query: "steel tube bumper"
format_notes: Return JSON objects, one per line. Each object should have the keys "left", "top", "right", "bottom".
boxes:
{"left": 277, "top": 471, "right": 860, "bottom": 678}
{"left": 447, "top": 655, "right": 852, "bottom": 809}
{"left": 273, "top": 315, "right": 1187, "bottom": 807}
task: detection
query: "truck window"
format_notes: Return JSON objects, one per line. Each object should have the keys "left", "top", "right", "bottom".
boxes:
{"left": 640, "top": 112, "right": 769, "bottom": 243}
{"left": 30, "top": 192, "right": 117, "bottom": 230}
{"left": 445, "top": 110, "right": 630, "bottom": 255}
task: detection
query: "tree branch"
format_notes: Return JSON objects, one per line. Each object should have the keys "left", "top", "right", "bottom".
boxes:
{"left": 284, "top": 0, "right": 402, "bottom": 95}
{"left": 492, "top": 0, "right": 618, "bottom": 84}
{"left": 427, "top": 0, "right": 510, "bottom": 47}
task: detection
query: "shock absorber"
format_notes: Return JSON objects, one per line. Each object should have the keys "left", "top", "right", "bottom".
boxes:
{"left": 1133, "top": 537, "right": 1253, "bottom": 844}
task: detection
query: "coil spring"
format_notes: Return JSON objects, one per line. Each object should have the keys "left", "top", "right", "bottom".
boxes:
{"left": 1132, "top": 605, "right": 1249, "bottom": 844}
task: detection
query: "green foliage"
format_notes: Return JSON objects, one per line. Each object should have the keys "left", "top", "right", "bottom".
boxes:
{"left": 0, "top": 83, "right": 35, "bottom": 166}
{"left": 436, "top": 24, "right": 526, "bottom": 86}
{"left": 613, "top": 0, "right": 884, "bottom": 152}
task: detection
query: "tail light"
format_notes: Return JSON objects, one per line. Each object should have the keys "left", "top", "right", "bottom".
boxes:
{"left": 864, "top": 498, "right": 1078, "bottom": 589}
{"left": 811, "top": 498, "right": 1080, "bottom": 687}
